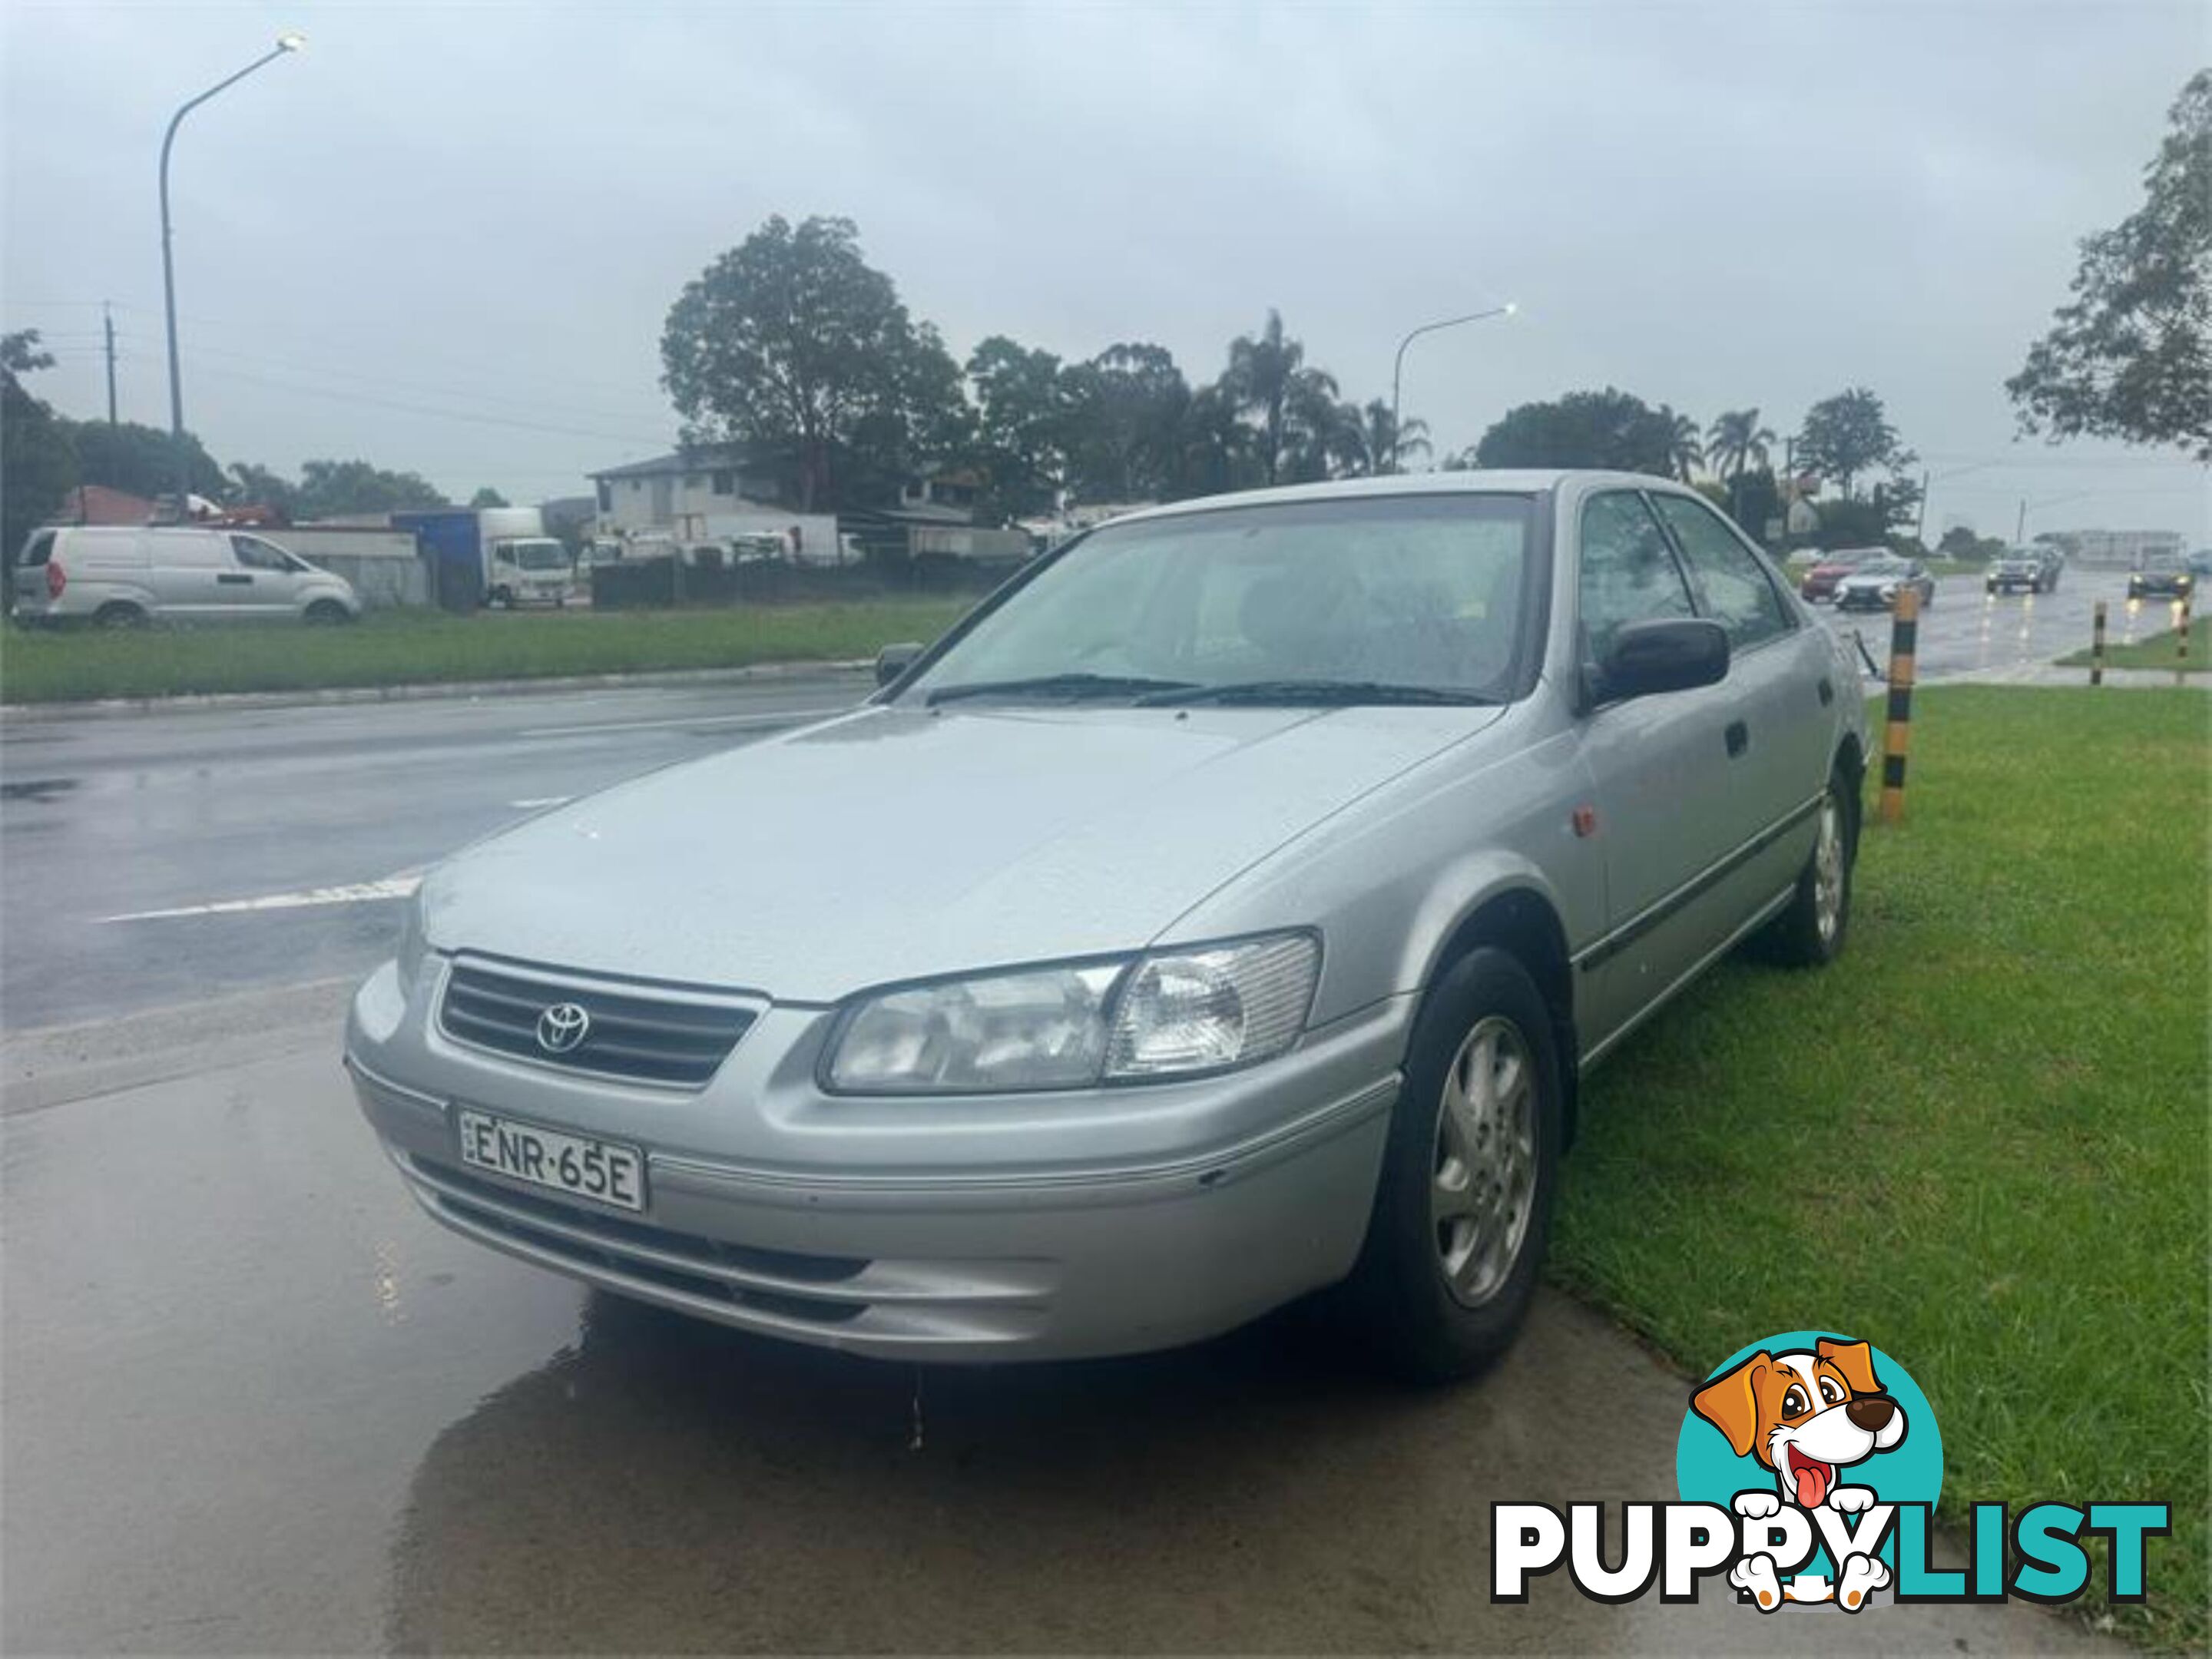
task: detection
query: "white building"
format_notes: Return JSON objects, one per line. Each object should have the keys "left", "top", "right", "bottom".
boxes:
{"left": 591, "top": 448, "right": 773, "bottom": 539}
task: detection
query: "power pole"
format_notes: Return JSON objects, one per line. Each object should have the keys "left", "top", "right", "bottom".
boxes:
{"left": 1912, "top": 468, "right": 1929, "bottom": 544}
{"left": 103, "top": 302, "right": 118, "bottom": 425}
{"left": 2016, "top": 498, "right": 2027, "bottom": 544}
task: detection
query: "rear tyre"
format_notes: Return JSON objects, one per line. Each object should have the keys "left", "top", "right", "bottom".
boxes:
{"left": 92, "top": 602, "right": 147, "bottom": 631}
{"left": 304, "top": 600, "right": 352, "bottom": 626}
{"left": 1760, "top": 763, "right": 1856, "bottom": 968}
{"left": 1341, "top": 947, "right": 1562, "bottom": 1382}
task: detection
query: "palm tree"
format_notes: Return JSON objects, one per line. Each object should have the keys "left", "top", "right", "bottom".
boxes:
{"left": 1705, "top": 407, "right": 1777, "bottom": 481}
{"left": 1220, "top": 310, "right": 1339, "bottom": 486}
{"left": 1349, "top": 399, "right": 1432, "bottom": 476}
{"left": 1659, "top": 406, "right": 1704, "bottom": 482}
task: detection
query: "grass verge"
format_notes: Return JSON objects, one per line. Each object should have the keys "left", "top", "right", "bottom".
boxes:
{"left": 1553, "top": 687, "right": 2208, "bottom": 1650}
{"left": 2059, "top": 613, "right": 2210, "bottom": 674}
{"left": 0, "top": 601, "right": 974, "bottom": 704}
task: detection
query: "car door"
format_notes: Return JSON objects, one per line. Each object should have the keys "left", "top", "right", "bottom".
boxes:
{"left": 1568, "top": 488, "right": 1756, "bottom": 1055}
{"left": 140, "top": 531, "right": 223, "bottom": 617}
{"left": 1647, "top": 490, "right": 1834, "bottom": 921}
{"left": 226, "top": 534, "right": 300, "bottom": 617}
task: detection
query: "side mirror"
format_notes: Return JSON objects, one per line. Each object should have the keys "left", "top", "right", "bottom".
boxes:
{"left": 875, "top": 641, "right": 924, "bottom": 687}
{"left": 1598, "top": 618, "right": 1729, "bottom": 703}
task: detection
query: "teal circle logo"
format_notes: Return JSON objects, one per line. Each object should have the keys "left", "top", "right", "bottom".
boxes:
{"left": 1677, "top": 1331, "right": 1941, "bottom": 1586}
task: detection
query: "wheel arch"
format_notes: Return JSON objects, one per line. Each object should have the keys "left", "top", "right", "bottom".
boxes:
{"left": 1417, "top": 882, "right": 1581, "bottom": 1149}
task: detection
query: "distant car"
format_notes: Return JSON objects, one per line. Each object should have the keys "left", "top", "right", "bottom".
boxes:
{"left": 1835, "top": 556, "right": 1936, "bottom": 614}
{"left": 2128, "top": 553, "right": 2196, "bottom": 602}
{"left": 2187, "top": 550, "right": 2212, "bottom": 578}
{"left": 1985, "top": 546, "right": 2062, "bottom": 596}
{"left": 9, "top": 525, "right": 362, "bottom": 628}
{"left": 1798, "top": 548, "right": 1885, "bottom": 604}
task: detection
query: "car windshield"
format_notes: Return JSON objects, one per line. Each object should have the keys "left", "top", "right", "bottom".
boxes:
{"left": 1858, "top": 558, "right": 1910, "bottom": 576}
{"left": 900, "top": 493, "right": 1537, "bottom": 707}
{"left": 511, "top": 541, "right": 568, "bottom": 570}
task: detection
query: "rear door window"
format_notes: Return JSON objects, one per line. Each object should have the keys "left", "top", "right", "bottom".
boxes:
{"left": 16, "top": 529, "right": 55, "bottom": 566}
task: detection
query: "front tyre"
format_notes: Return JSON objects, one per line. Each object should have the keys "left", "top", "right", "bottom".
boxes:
{"left": 1343, "top": 947, "right": 1562, "bottom": 1382}
{"left": 1760, "top": 764, "right": 1856, "bottom": 967}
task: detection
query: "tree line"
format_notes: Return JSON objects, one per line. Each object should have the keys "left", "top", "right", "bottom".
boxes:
{"left": 660, "top": 214, "right": 1935, "bottom": 545}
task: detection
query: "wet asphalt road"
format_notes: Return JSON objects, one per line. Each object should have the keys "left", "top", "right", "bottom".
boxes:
{"left": 2, "top": 1015, "right": 2111, "bottom": 1655}
{"left": 0, "top": 670, "right": 867, "bottom": 1034}
{"left": 1810, "top": 563, "right": 2159, "bottom": 681}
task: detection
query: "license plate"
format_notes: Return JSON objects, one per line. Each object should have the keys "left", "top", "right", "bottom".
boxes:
{"left": 455, "top": 1108, "right": 645, "bottom": 1212}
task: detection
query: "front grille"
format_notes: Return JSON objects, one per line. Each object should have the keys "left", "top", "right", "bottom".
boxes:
{"left": 439, "top": 956, "right": 756, "bottom": 1087}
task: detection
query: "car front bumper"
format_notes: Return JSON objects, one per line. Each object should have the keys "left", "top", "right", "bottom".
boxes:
{"left": 345, "top": 959, "right": 1407, "bottom": 1362}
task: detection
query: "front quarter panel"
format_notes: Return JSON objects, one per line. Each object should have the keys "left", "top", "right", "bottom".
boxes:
{"left": 1159, "top": 700, "right": 1601, "bottom": 1029}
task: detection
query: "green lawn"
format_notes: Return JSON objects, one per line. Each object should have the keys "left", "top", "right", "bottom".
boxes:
{"left": 1552, "top": 687, "right": 2209, "bottom": 1649}
{"left": 2060, "top": 613, "right": 2210, "bottom": 674}
{"left": 0, "top": 601, "right": 974, "bottom": 704}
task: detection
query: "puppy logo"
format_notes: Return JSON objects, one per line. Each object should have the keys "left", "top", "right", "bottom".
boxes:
{"left": 1676, "top": 1330, "right": 1943, "bottom": 1615}
{"left": 1691, "top": 1339, "right": 1906, "bottom": 1611}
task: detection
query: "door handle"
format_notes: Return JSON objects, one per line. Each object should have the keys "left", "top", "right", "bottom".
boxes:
{"left": 1724, "top": 720, "right": 1750, "bottom": 758}
{"left": 1817, "top": 676, "right": 1835, "bottom": 706}
{"left": 217, "top": 573, "right": 253, "bottom": 584}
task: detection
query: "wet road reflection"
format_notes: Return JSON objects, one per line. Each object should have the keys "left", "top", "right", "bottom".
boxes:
{"left": 6, "top": 1028, "right": 2114, "bottom": 1655}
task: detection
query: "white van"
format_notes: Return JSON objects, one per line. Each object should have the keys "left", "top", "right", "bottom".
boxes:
{"left": 9, "top": 526, "right": 363, "bottom": 628}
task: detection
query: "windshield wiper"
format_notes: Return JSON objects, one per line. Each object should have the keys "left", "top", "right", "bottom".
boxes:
{"left": 924, "top": 672, "right": 1198, "bottom": 707}
{"left": 1134, "top": 679, "right": 1498, "bottom": 708}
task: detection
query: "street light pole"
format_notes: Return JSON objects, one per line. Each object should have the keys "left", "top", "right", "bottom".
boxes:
{"left": 1388, "top": 303, "right": 1515, "bottom": 474}
{"left": 159, "top": 32, "right": 303, "bottom": 511}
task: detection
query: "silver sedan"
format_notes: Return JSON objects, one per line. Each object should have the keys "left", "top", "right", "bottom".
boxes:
{"left": 346, "top": 471, "right": 1865, "bottom": 1379}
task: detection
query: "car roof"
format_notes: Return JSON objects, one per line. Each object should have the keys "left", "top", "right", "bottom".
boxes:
{"left": 1098, "top": 469, "right": 1694, "bottom": 531}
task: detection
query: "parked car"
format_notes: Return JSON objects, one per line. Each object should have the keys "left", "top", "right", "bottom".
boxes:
{"left": 1835, "top": 555, "right": 1936, "bottom": 613}
{"left": 346, "top": 472, "right": 1866, "bottom": 1380}
{"left": 1799, "top": 546, "right": 1885, "bottom": 604}
{"left": 2128, "top": 552, "right": 2195, "bottom": 602}
{"left": 10, "top": 525, "right": 362, "bottom": 627}
{"left": 1986, "top": 546, "right": 2062, "bottom": 595}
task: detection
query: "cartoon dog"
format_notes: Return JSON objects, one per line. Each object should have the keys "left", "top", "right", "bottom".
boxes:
{"left": 1690, "top": 1337, "right": 1908, "bottom": 1612}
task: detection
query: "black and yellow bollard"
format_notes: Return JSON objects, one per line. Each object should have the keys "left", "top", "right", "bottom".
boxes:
{"left": 2178, "top": 594, "right": 2194, "bottom": 685}
{"left": 1879, "top": 586, "right": 1919, "bottom": 826}
{"left": 2091, "top": 600, "right": 2108, "bottom": 687}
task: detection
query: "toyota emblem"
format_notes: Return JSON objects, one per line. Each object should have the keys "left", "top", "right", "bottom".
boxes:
{"left": 535, "top": 1002, "right": 591, "bottom": 1055}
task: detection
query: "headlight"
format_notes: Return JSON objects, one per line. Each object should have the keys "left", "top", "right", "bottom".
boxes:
{"left": 824, "top": 932, "right": 1320, "bottom": 1094}
{"left": 1879, "top": 584, "right": 1898, "bottom": 600}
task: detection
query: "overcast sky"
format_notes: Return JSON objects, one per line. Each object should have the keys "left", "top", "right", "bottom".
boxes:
{"left": 5, "top": 1, "right": 2205, "bottom": 538}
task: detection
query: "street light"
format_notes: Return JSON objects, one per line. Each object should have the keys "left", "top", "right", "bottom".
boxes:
{"left": 1388, "top": 302, "right": 1515, "bottom": 474}
{"left": 158, "top": 32, "right": 304, "bottom": 508}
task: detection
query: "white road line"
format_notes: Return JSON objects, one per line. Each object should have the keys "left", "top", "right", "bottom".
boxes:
{"left": 508, "top": 796, "right": 573, "bottom": 809}
{"left": 518, "top": 707, "right": 846, "bottom": 740}
{"left": 98, "top": 875, "right": 422, "bottom": 924}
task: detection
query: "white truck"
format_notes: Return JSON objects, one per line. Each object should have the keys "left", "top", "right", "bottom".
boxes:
{"left": 477, "top": 507, "right": 573, "bottom": 608}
